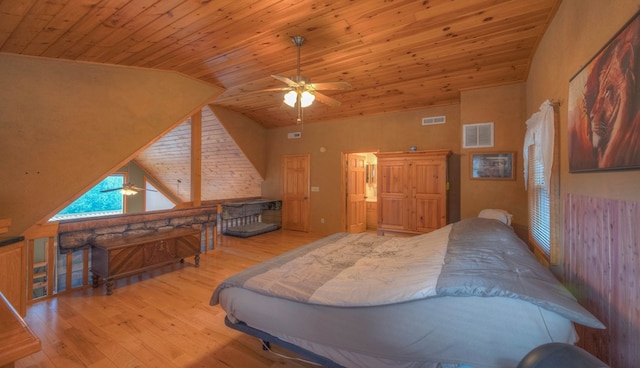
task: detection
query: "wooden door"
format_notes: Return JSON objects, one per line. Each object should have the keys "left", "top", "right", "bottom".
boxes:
{"left": 413, "top": 158, "right": 447, "bottom": 232}
{"left": 346, "top": 154, "right": 367, "bottom": 233}
{"left": 281, "top": 154, "right": 310, "bottom": 232}
{"left": 377, "top": 157, "right": 409, "bottom": 232}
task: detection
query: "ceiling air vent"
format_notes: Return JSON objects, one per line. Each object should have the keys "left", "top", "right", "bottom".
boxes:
{"left": 422, "top": 116, "right": 446, "bottom": 126}
{"left": 463, "top": 122, "right": 494, "bottom": 148}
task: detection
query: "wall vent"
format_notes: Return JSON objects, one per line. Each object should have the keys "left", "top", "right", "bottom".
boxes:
{"left": 422, "top": 115, "right": 446, "bottom": 125}
{"left": 463, "top": 122, "right": 494, "bottom": 148}
{"left": 287, "top": 132, "right": 302, "bottom": 139}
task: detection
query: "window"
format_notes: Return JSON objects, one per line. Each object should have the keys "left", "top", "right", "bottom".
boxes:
{"left": 50, "top": 174, "right": 125, "bottom": 221}
{"left": 145, "top": 180, "right": 175, "bottom": 212}
{"left": 528, "top": 146, "right": 551, "bottom": 257}
{"left": 524, "top": 101, "right": 559, "bottom": 263}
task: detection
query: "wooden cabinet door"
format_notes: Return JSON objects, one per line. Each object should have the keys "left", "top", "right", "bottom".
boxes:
{"left": 377, "top": 158, "right": 409, "bottom": 231}
{"left": 413, "top": 158, "right": 447, "bottom": 232}
{"left": 0, "top": 241, "right": 26, "bottom": 316}
{"left": 346, "top": 154, "right": 367, "bottom": 233}
{"left": 281, "top": 154, "right": 310, "bottom": 232}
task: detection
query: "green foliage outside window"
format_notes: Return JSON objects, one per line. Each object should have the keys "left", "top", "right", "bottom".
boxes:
{"left": 57, "top": 175, "right": 124, "bottom": 215}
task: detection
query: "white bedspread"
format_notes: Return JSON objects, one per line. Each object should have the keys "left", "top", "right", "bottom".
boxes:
{"left": 246, "top": 225, "right": 451, "bottom": 306}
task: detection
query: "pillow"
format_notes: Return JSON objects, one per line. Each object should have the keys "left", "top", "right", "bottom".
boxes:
{"left": 478, "top": 209, "right": 513, "bottom": 225}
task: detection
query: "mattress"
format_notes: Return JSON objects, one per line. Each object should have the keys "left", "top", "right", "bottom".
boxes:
{"left": 211, "top": 218, "right": 604, "bottom": 368}
{"left": 219, "top": 287, "right": 577, "bottom": 368}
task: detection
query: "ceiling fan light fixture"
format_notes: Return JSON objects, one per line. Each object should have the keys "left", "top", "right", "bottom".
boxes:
{"left": 284, "top": 90, "right": 297, "bottom": 107}
{"left": 300, "top": 91, "right": 315, "bottom": 107}
{"left": 120, "top": 187, "right": 138, "bottom": 196}
{"left": 283, "top": 90, "right": 315, "bottom": 108}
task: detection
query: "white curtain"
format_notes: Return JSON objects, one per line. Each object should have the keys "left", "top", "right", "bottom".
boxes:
{"left": 523, "top": 100, "right": 555, "bottom": 190}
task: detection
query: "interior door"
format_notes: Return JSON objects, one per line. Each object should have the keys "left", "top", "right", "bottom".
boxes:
{"left": 281, "top": 154, "right": 310, "bottom": 232}
{"left": 346, "top": 154, "right": 367, "bottom": 233}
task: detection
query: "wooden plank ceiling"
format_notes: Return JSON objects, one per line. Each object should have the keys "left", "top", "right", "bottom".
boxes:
{"left": 0, "top": 0, "right": 561, "bottom": 129}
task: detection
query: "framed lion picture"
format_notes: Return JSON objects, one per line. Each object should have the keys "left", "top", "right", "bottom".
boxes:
{"left": 568, "top": 10, "right": 640, "bottom": 172}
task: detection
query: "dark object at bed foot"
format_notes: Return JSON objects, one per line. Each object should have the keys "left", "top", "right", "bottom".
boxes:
{"left": 517, "top": 343, "right": 608, "bottom": 368}
{"left": 224, "top": 317, "right": 345, "bottom": 368}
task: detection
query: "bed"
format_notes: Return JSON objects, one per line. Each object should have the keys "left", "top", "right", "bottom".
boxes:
{"left": 210, "top": 216, "right": 604, "bottom": 368}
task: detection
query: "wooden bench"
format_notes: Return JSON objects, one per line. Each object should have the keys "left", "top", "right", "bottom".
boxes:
{"left": 90, "top": 228, "right": 201, "bottom": 295}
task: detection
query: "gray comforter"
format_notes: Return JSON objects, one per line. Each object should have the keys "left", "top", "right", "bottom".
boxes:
{"left": 211, "top": 217, "right": 604, "bottom": 329}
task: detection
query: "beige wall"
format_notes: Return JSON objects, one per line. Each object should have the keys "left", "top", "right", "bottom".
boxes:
{"left": 526, "top": 0, "right": 640, "bottom": 242}
{"left": 460, "top": 83, "right": 528, "bottom": 224}
{"left": 210, "top": 105, "right": 268, "bottom": 178}
{"left": 262, "top": 105, "right": 460, "bottom": 234}
{"left": 0, "top": 53, "right": 221, "bottom": 237}
{"left": 260, "top": 92, "right": 529, "bottom": 234}
{"left": 263, "top": 90, "right": 526, "bottom": 233}
{"left": 526, "top": 2, "right": 640, "bottom": 365}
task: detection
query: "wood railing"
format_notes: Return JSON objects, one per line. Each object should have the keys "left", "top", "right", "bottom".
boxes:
{"left": 20, "top": 200, "right": 276, "bottom": 304}
{"left": 22, "top": 205, "right": 221, "bottom": 303}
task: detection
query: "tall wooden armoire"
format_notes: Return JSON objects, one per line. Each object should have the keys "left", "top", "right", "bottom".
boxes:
{"left": 376, "top": 150, "right": 451, "bottom": 236}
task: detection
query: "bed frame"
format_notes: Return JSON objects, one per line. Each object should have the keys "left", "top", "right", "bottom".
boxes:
{"left": 224, "top": 317, "right": 345, "bottom": 368}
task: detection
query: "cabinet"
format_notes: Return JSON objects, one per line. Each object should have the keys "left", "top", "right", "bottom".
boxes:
{"left": 91, "top": 228, "right": 201, "bottom": 295}
{"left": 0, "top": 238, "right": 26, "bottom": 316}
{"left": 376, "top": 150, "right": 451, "bottom": 236}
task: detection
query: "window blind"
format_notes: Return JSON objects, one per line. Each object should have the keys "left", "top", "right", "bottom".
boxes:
{"left": 528, "top": 145, "right": 551, "bottom": 257}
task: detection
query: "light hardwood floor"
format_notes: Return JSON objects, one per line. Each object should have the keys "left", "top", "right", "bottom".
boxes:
{"left": 16, "top": 229, "right": 326, "bottom": 368}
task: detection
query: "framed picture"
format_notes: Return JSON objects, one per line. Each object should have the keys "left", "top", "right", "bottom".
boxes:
{"left": 470, "top": 152, "right": 516, "bottom": 180}
{"left": 568, "top": 10, "right": 640, "bottom": 172}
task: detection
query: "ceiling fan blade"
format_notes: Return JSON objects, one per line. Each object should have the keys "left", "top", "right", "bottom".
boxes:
{"left": 100, "top": 187, "right": 124, "bottom": 193}
{"left": 243, "top": 87, "right": 292, "bottom": 94}
{"left": 271, "top": 74, "right": 300, "bottom": 87}
{"left": 313, "top": 91, "right": 342, "bottom": 107}
{"left": 308, "top": 81, "right": 352, "bottom": 91}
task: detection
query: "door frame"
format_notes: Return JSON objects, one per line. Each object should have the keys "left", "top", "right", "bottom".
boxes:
{"left": 340, "top": 149, "right": 378, "bottom": 231}
{"left": 281, "top": 153, "right": 311, "bottom": 232}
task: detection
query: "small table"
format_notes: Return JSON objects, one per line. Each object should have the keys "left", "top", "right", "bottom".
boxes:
{"left": 0, "top": 292, "right": 40, "bottom": 367}
{"left": 90, "top": 228, "right": 201, "bottom": 295}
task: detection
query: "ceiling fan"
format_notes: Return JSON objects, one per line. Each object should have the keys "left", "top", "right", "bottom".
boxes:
{"left": 260, "top": 35, "right": 352, "bottom": 125}
{"left": 100, "top": 182, "right": 156, "bottom": 196}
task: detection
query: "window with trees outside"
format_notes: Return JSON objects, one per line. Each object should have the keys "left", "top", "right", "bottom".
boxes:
{"left": 50, "top": 174, "right": 125, "bottom": 221}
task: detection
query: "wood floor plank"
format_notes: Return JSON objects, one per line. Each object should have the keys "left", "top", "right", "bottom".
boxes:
{"left": 16, "top": 229, "right": 325, "bottom": 368}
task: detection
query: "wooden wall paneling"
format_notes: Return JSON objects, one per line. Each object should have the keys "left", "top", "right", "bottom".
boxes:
{"left": 565, "top": 194, "right": 640, "bottom": 367}
{"left": 610, "top": 200, "right": 639, "bottom": 368}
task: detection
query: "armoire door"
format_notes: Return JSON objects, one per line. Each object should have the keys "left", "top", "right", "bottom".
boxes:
{"left": 281, "top": 154, "right": 310, "bottom": 232}
{"left": 377, "top": 158, "right": 409, "bottom": 232}
{"left": 413, "top": 158, "right": 447, "bottom": 232}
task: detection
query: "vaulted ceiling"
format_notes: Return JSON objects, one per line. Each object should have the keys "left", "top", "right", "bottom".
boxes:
{"left": 0, "top": 0, "right": 561, "bottom": 129}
